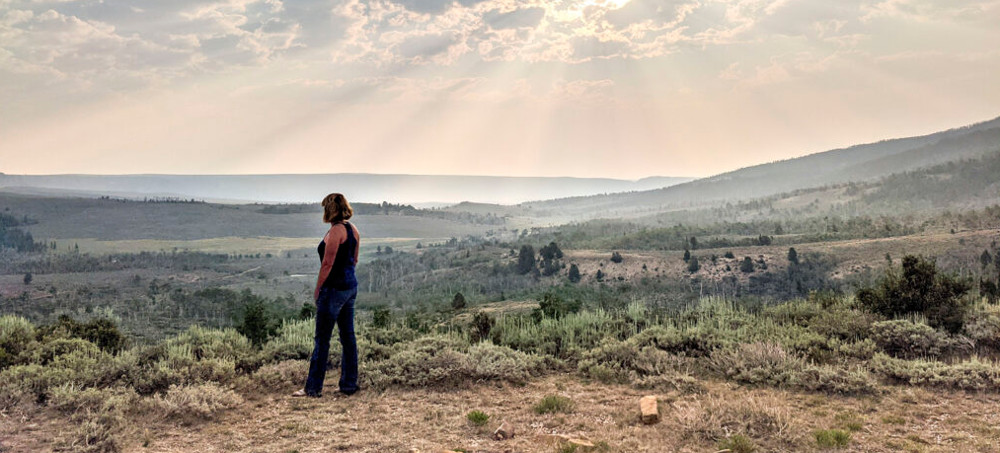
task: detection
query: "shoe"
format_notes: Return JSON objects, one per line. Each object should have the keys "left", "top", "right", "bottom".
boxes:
{"left": 292, "top": 389, "right": 321, "bottom": 398}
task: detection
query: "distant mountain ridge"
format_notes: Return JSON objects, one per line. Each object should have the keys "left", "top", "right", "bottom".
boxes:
{"left": 522, "top": 115, "right": 1000, "bottom": 218}
{"left": 0, "top": 174, "right": 693, "bottom": 205}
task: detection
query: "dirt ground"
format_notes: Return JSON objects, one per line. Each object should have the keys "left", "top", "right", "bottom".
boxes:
{"left": 6, "top": 373, "right": 1000, "bottom": 453}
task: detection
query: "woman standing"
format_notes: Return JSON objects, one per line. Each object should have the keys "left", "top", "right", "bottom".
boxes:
{"left": 293, "top": 193, "right": 360, "bottom": 397}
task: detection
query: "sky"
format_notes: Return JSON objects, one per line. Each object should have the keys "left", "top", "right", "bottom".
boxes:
{"left": 0, "top": 0, "right": 998, "bottom": 179}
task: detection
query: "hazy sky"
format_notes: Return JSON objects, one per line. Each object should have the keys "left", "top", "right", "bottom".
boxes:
{"left": 1, "top": 0, "right": 998, "bottom": 179}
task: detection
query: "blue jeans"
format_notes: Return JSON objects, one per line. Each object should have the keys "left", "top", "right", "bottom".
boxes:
{"left": 304, "top": 286, "right": 359, "bottom": 396}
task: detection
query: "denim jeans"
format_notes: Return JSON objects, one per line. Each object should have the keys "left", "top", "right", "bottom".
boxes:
{"left": 304, "top": 286, "right": 359, "bottom": 396}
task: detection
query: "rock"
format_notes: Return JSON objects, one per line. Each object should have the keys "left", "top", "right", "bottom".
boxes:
{"left": 640, "top": 395, "right": 660, "bottom": 425}
{"left": 493, "top": 421, "right": 515, "bottom": 440}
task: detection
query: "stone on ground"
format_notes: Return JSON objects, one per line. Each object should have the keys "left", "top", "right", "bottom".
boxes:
{"left": 493, "top": 420, "right": 515, "bottom": 440}
{"left": 640, "top": 395, "right": 660, "bottom": 424}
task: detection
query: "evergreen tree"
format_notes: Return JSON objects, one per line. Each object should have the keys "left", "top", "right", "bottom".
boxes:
{"left": 982, "top": 250, "right": 994, "bottom": 269}
{"left": 787, "top": 247, "right": 799, "bottom": 265}
{"left": 687, "top": 256, "right": 700, "bottom": 273}
{"left": 238, "top": 297, "right": 271, "bottom": 346}
{"left": 683, "top": 249, "right": 691, "bottom": 262}
{"left": 517, "top": 245, "right": 536, "bottom": 274}
{"left": 23, "top": 272, "right": 32, "bottom": 285}
{"left": 452, "top": 292, "right": 466, "bottom": 310}
{"left": 610, "top": 251, "right": 623, "bottom": 263}
{"left": 568, "top": 264, "right": 582, "bottom": 283}
{"left": 740, "top": 257, "right": 755, "bottom": 273}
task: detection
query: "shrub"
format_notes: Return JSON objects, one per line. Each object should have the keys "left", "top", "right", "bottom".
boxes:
{"left": 371, "top": 307, "right": 392, "bottom": 329}
{"left": 869, "top": 353, "right": 1000, "bottom": 391}
{"left": 252, "top": 360, "right": 308, "bottom": 390}
{"left": 708, "top": 343, "right": 804, "bottom": 387}
{"left": 628, "top": 325, "right": 721, "bottom": 357}
{"left": 0, "top": 315, "right": 36, "bottom": 369}
{"left": 856, "top": 255, "right": 971, "bottom": 333}
{"left": 65, "top": 414, "right": 123, "bottom": 453}
{"left": 834, "top": 411, "right": 864, "bottom": 432}
{"left": 814, "top": 429, "right": 850, "bottom": 448}
{"left": 261, "top": 319, "right": 313, "bottom": 362}
{"left": 148, "top": 383, "right": 243, "bottom": 422}
{"left": 470, "top": 312, "right": 494, "bottom": 342}
{"left": 166, "top": 326, "right": 254, "bottom": 361}
{"left": 578, "top": 338, "right": 693, "bottom": 389}
{"left": 717, "top": 434, "right": 757, "bottom": 453}
{"left": 610, "top": 252, "right": 623, "bottom": 263}
{"left": 36, "top": 316, "right": 126, "bottom": 355}
{"left": 48, "top": 385, "right": 138, "bottom": 416}
{"left": 365, "top": 336, "right": 547, "bottom": 388}
{"left": 673, "top": 394, "right": 795, "bottom": 442}
{"left": 794, "top": 364, "right": 880, "bottom": 395}
{"left": 808, "top": 308, "right": 876, "bottom": 341}
{"left": 466, "top": 342, "right": 548, "bottom": 384}
{"left": 578, "top": 338, "right": 640, "bottom": 384}
{"left": 466, "top": 410, "right": 490, "bottom": 426}
{"left": 763, "top": 300, "right": 822, "bottom": 327}
{"left": 871, "top": 320, "right": 952, "bottom": 359}
{"left": 534, "top": 395, "right": 574, "bottom": 414}
{"left": 963, "top": 304, "right": 1000, "bottom": 351}
{"left": 30, "top": 338, "right": 102, "bottom": 365}
{"left": 535, "top": 291, "right": 582, "bottom": 319}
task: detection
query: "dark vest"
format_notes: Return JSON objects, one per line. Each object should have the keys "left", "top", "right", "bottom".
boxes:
{"left": 318, "top": 222, "right": 358, "bottom": 290}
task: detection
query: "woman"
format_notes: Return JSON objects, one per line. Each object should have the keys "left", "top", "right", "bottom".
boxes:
{"left": 293, "top": 193, "right": 360, "bottom": 397}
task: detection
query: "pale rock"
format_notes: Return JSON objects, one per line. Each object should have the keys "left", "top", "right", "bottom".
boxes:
{"left": 493, "top": 420, "right": 515, "bottom": 440}
{"left": 640, "top": 395, "right": 660, "bottom": 424}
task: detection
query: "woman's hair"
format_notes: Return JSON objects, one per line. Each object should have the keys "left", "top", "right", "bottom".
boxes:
{"left": 321, "top": 193, "right": 353, "bottom": 223}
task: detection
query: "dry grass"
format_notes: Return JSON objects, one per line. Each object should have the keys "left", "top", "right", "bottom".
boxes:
{"left": 6, "top": 374, "right": 1000, "bottom": 452}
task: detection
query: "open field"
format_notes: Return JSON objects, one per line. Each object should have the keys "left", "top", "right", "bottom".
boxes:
{"left": 50, "top": 236, "right": 435, "bottom": 257}
{"left": 1, "top": 193, "right": 496, "bottom": 241}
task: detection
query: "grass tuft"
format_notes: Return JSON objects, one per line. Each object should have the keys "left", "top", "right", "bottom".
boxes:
{"left": 814, "top": 429, "right": 851, "bottom": 448}
{"left": 534, "top": 395, "right": 575, "bottom": 414}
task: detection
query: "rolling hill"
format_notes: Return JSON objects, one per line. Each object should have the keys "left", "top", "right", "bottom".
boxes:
{"left": 520, "top": 115, "right": 1000, "bottom": 219}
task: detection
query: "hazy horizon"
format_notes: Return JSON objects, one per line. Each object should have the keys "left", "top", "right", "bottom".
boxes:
{"left": 3, "top": 0, "right": 999, "bottom": 179}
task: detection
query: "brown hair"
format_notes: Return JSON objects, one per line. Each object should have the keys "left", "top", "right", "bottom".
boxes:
{"left": 321, "top": 193, "right": 353, "bottom": 224}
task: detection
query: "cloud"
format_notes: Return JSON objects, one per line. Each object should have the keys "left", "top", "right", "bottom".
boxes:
{"left": 483, "top": 6, "right": 545, "bottom": 29}
{"left": 386, "top": 0, "right": 489, "bottom": 14}
{"left": 395, "top": 32, "right": 460, "bottom": 60}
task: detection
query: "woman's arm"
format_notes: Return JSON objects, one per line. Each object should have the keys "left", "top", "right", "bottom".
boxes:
{"left": 315, "top": 226, "right": 345, "bottom": 300}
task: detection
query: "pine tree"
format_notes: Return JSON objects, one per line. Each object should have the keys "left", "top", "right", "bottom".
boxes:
{"left": 568, "top": 264, "right": 582, "bottom": 283}
{"left": 787, "top": 247, "right": 799, "bottom": 265}
{"left": 687, "top": 256, "right": 700, "bottom": 273}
